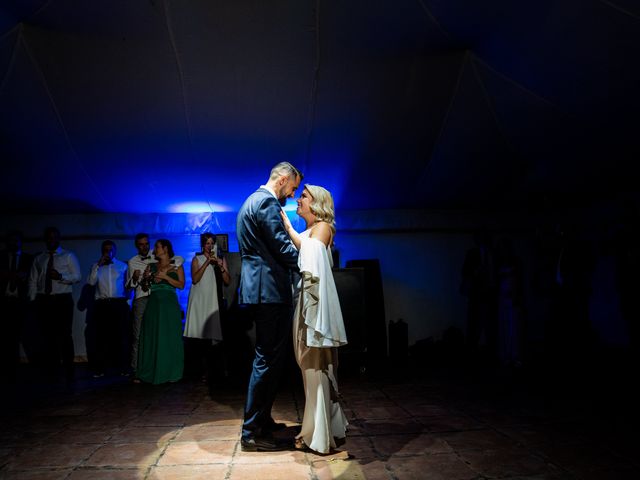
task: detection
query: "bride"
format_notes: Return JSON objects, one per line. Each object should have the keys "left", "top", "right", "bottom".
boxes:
{"left": 280, "top": 184, "right": 348, "bottom": 454}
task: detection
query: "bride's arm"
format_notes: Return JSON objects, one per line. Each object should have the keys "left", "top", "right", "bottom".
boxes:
{"left": 280, "top": 211, "right": 301, "bottom": 249}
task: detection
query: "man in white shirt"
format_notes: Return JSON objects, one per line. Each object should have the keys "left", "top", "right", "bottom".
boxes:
{"left": 126, "top": 233, "right": 184, "bottom": 379}
{"left": 86, "top": 240, "right": 129, "bottom": 377}
{"left": 126, "top": 233, "right": 152, "bottom": 378}
{"left": 28, "top": 227, "right": 81, "bottom": 380}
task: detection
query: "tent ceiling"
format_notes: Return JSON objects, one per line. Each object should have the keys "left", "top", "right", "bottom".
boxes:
{"left": 1, "top": 0, "right": 639, "bottom": 214}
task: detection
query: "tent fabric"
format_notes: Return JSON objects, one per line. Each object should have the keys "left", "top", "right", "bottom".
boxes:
{"left": 1, "top": 1, "right": 639, "bottom": 215}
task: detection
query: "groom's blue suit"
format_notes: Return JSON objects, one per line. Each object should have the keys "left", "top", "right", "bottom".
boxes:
{"left": 237, "top": 187, "right": 299, "bottom": 440}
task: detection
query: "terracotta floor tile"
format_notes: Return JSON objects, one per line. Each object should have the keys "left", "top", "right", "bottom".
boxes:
{"left": 191, "top": 403, "right": 242, "bottom": 415}
{"left": 69, "top": 420, "right": 130, "bottom": 432}
{"left": 0, "top": 468, "right": 74, "bottom": 479}
{"left": 158, "top": 440, "right": 235, "bottom": 465}
{"left": 271, "top": 408, "right": 299, "bottom": 419}
{"left": 174, "top": 425, "right": 240, "bottom": 442}
{"left": 418, "top": 414, "right": 485, "bottom": 432}
{"left": 37, "top": 404, "right": 94, "bottom": 417}
{"left": 0, "top": 430, "right": 55, "bottom": 447}
{"left": 128, "top": 414, "right": 189, "bottom": 427}
{"left": 233, "top": 448, "right": 308, "bottom": 464}
{"left": 144, "top": 403, "right": 199, "bottom": 416}
{"left": 498, "top": 424, "right": 591, "bottom": 448}
{"left": 147, "top": 464, "right": 230, "bottom": 479}
{"left": 67, "top": 467, "right": 147, "bottom": 479}
{"left": 84, "top": 442, "right": 164, "bottom": 467}
{"left": 351, "top": 406, "right": 411, "bottom": 420}
{"left": 441, "top": 429, "right": 514, "bottom": 451}
{"left": 229, "top": 461, "right": 312, "bottom": 479}
{"left": 371, "top": 433, "right": 454, "bottom": 456}
{"left": 342, "top": 421, "right": 366, "bottom": 437}
{"left": 0, "top": 446, "right": 21, "bottom": 464}
{"left": 538, "top": 441, "right": 640, "bottom": 479}
{"left": 346, "top": 399, "right": 396, "bottom": 409}
{"left": 312, "top": 458, "right": 391, "bottom": 480}
{"left": 108, "top": 426, "right": 179, "bottom": 444}
{"left": 387, "top": 453, "right": 478, "bottom": 480}
{"left": 458, "top": 447, "right": 558, "bottom": 478}
{"left": 360, "top": 418, "right": 425, "bottom": 435}
{"left": 400, "top": 404, "right": 451, "bottom": 417}
{"left": 2, "top": 367, "right": 636, "bottom": 480}
{"left": 7, "top": 444, "right": 97, "bottom": 469}
{"left": 184, "top": 413, "right": 242, "bottom": 427}
{"left": 329, "top": 436, "right": 376, "bottom": 459}
{"left": 48, "top": 428, "right": 114, "bottom": 444}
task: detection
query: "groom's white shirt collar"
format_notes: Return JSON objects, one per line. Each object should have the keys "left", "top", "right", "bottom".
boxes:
{"left": 260, "top": 185, "right": 278, "bottom": 201}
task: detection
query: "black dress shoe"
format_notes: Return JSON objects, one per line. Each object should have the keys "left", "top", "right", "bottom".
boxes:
{"left": 241, "top": 435, "right": 288, "bottom": 452}
{"left": 262, "top": 421, "right": 287, "bottom": 433}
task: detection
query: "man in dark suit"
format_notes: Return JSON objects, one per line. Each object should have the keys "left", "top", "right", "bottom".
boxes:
{"left": 236, "top": 162, "right": 302, "bottom": 451}
{"left": 0, "top": 230, "right": 33, "bottom": 381}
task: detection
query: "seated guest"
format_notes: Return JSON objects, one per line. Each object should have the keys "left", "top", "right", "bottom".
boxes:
{"left": 0, "top": 230, "right": 33, "bottom": 381}
{"left": 184, "top": 233, "right": 230, "bottom": 382}
{"left": 136, "top": 239, "right": 185, "bottom": 384}
{"left": 28, "top": 227, "right": 81, "bottom": 381}
{"left": 86, "top": 240, "right": 129, "bottom": 377}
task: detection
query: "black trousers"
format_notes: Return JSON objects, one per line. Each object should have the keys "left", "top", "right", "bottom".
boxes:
{"left": 35, "top": 293, "right": 75, "bottom": 373}
{"left": 0, "top": 296, "right": 26, "bottom": 378}
{"left": 90, "top": 297, "right": 130, "bottom": 374}
{"left": 242, "top": 303, "right": 293, "bottom": 439}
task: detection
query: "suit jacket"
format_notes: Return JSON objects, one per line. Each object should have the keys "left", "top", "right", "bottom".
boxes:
{"left": 236, "top": 187, "right": 299, "bottom": 305}
{"left": 0, "top": 250, "right": 33, "bottom": 300}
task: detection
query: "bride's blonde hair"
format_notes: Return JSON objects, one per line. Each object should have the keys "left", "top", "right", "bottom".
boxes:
{"left": 305, "top": 184, "right": 336, "bottom": 233}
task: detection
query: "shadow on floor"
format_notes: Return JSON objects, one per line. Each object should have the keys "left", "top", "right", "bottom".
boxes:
{"left": 1, "top": 358, "right": 638, "bottom": 479}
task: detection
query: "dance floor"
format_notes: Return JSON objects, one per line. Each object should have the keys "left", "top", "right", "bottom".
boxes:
{"left": 0, "top": 364, "right": 637, "bottom": 479}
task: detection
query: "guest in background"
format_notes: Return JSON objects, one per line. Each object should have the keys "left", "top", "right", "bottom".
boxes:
{"left": 127, "top": 232, "right": 185, "bottom": 380}
{"left": 86, "top": 240, "right": 129, "bottom": 378}
{"left": 460, "top": 230, "right": 498, "bottom": 364}
{"left": 495, "top": 237, "right": 525, "bottom": 368}
{"left": 136, "top": 239, "right": 185, "bottom": 384}
{"left": 184, "top": 233, "right": 230, "bottom": 383}
{"left": 548, "top": 225, "right": 595, "bottom": 370}
{"left": 0, "top": 230, "right": 33, "bottom": 381}
{"left": 126, "top": 233, "right": 154, "bottom": 378}
{"left": 28, "top": 227, "right": 81, "bottom": 381}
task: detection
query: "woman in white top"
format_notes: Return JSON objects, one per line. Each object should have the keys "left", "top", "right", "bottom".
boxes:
{"left": 281, "top": 184, "right": 348, "bottom": 454}
{"left": 184, "top": 233, "right": 230, "bottom": 381}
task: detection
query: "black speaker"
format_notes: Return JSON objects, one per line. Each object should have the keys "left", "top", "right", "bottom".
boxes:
{"left": 332, "top": 268, "right": 366, "bottom": 374}
{"left": 345, "top": 259, "right": 387, "bottom": 370}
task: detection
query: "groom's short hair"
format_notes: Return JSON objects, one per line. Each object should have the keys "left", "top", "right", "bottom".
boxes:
{"left": 269, "top": 162, "right": 303, "bottom": 182}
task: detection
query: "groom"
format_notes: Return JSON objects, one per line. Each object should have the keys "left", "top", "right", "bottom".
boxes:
{"left": 237, "top": 162, "right": 302, "bottom": 451}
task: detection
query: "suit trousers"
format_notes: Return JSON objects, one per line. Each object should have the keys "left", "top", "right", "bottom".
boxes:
{"left": 35, "top": 293, "right": 75, "bottom": 374}
{"left": 242, "top": 303, "right": 293, "bottom": 439}
{"left": 0, "top": 296, "right": 25, "bottom": 378}
{"left": 130, "top": 296, "right": 149, "bottom": 372}
{"left": 91, "top": 297, "right": 130, "bottom": 374}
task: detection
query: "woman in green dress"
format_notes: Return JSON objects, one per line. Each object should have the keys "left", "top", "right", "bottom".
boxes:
{"left": 136, "top": 239, "right": 185, "bottom": 384}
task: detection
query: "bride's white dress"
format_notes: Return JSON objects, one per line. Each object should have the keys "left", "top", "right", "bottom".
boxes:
{"left": 294, "top": 229, "right": 348, "bottom": 453}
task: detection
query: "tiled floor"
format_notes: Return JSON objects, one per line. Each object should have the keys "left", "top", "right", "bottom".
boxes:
{"left": 0, "top": 364, "right": 638, "bottom": 479}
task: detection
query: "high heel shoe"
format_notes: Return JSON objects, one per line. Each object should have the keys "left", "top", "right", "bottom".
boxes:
{"left": 294, "top": 437, "right": 309, "bottom": 451}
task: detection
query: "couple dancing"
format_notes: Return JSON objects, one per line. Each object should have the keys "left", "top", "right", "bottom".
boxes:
{"left": 237, "top": 162, "right": 348, "bottom": 454}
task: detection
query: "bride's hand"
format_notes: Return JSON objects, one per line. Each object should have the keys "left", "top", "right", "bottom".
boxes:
{"left": 280, "top": 210, "right": 293, "bottom": 232}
